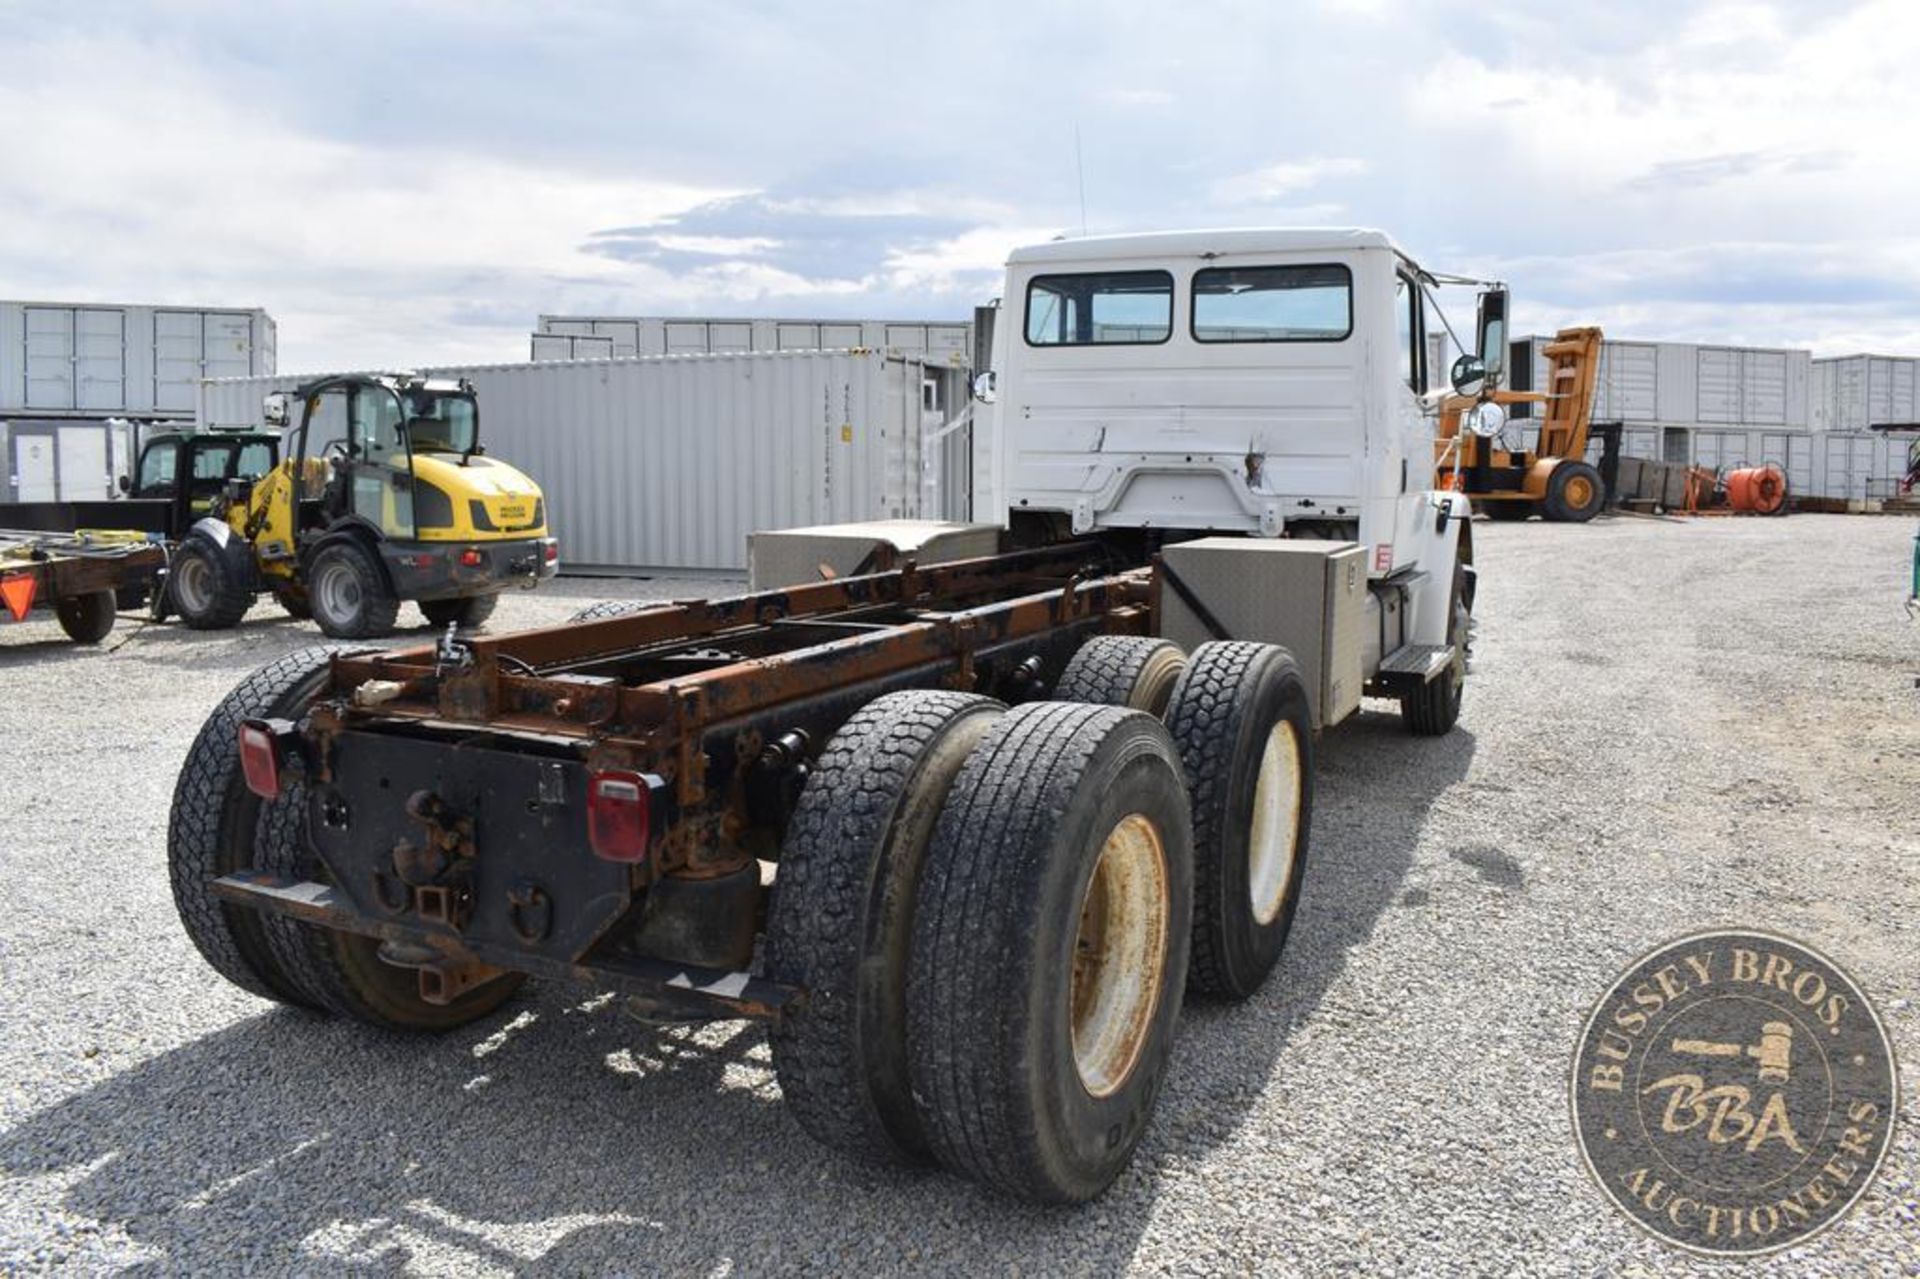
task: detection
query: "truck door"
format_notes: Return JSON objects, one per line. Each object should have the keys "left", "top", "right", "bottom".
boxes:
{"left": 1389, "top": 270, "right": 1434, "bottom": 565}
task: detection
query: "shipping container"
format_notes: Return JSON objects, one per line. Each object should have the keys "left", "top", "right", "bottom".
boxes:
{"left": 1508, "top": 334, "right": 1809, "bottom": 429}
{"left": 1810, "top": 354, "right": 1920, "bottom": 432}
{"left": 2, "top": 301, "right": 275, "bottom": 419}
{"left": 200, "top": 350, "right": 973, "bottom": 574}
{"left": 0, "top": 418, "right": 136, "bottom": 502}
{"left": 532, "top": 315, "right": 973, "bottom": 364}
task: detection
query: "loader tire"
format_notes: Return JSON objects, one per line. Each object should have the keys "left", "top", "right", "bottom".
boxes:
{"left": 168, "top": 648, "right": 342, "bottom": 1008}
{"left": 307, "top": 541, "right": 400, "bottom": 638}
{"left": 908, "top": 702, "right": 1193, "bottom": 1202}
{"left": 1053, "top": 635, "right": 1187, "bottom": 717}
{"left": 1164, "top": 641, "right": 1314, "bottom": 1001}
{"left": 767, "top": 690, "right": 1003, "bottom": 1164}
{"left": 567, "top": 599, "right": 651, "bottom": 624}
{"left": 254, "top": 786, "right": 524, "bottom": 1031}
{"left": 1401, "top": 562, "right": 1470, "bottom": 737}
{"left": 1542, "top": 460, "right": 1604, "bottom": 523}
{"left": 169, "top": 533, "right": 253, "bottom": 630}
{"left": 56, "top": 589, "right": 116, "bottom": 644}
{"left": 420, "top": 592, "right": 499, "bottom": 630}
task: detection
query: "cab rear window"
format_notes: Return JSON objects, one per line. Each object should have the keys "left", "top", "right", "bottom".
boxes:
{"left": 1191, "top": 264, "right": 1352, "bottom": 342}
{"left": 1025, "top": 270, "right": 1173, "bottom": 346}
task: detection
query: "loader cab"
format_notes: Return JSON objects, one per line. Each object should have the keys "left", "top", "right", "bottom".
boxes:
{"left": 278, "top": 373, "right": 480, "bottom": 543}
{"left": 123, "top": 430, "right": 279, "bottom": 525}
{"left": 978, "top": 228, "right": 1458, "bottom": 579}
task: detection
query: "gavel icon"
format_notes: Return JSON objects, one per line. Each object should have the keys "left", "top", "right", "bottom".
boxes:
{"left": 1672, "top": 1021, "right": 1794, "bottom": 1084}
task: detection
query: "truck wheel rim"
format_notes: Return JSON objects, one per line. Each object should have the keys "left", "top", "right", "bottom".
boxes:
{"left": 1565, "top": 475, "right": 1594, "bottom": 509}
{"left": 314, "top": 562, "right": 361, "bottom": 624}
{"left": 1071, "top": 812, "right": 1170, "bottom": 1098}
{"left": 172, "top": 556, "right": 212, "bottom": 614}
{"left": 1248, "top": 722, "right": 1303, "bottom": 926}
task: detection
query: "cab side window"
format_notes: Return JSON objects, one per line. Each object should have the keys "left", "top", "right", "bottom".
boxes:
{"left": 136, "top": 440, "right": 178, "bottom": 496}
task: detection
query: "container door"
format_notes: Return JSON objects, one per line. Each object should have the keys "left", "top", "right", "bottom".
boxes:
{"left": 1595, "top": 342, "right": 1657, "bottom": 421}
{"left": 530, "top": 334, "right": 573, "bottom": 361}
{"left": 707, "top": 323, "right": 752, "bottom": 352}
{"left": 779, "top": 323, "right": 823, "bottom": 350}
{"left": 1741, "top": 351, "right": 1788, "bottom": 424}
{"left": 202, "top": 313, "right": 254, "bottom": 382}
{"left": 885, "top": 325, "right": 929, "bottom": 353}
{"left": 11, "top": 430, "right": 57, "bottom": 500}
{"left": 154, "top": 311, "right": 204, "bottom": 411}
{"left": 23, "top": 308, "right": 74, "bottom": 409}
{"left": 1696, "top": 348, "right": 1740, "bottom": 423}
{"left": 74, "top": 310, "right": 127, "bottom": 410}
{"left": 665, "top": 322, "right": 708, "bottom": 354}
{"left": 593, "top": 321, "right": 641, "bottom": 357}
{"left": 56, "top": 426, "right": 109, "bottom": 499}
{"left": 928, "top": 325, "right": 972, "bottom": 359}
{"left": 819, "top": 324, "right": 862, "bottom": 349}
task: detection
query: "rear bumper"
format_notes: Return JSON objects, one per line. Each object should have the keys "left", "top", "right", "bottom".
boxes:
{"left": 381, "top": 536, "right": 559, "bottom": 601}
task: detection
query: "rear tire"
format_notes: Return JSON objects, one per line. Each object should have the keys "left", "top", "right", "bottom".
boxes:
{"left": 307, "top": 541, "right": 400, "bottom": 639}
{"left": 169, "top": 534, "right": 253, "bottom": 630}
{"left": 766, "top": 690, "right": 1003, "bottom": 1164}
{"left": 908, "top": 703, "right": 1193, "bottom": 1203}
{"left": 55, "top": 589, "right": 116, "bottom": 643}
{"left": 1164, "top": 642, "right": 1315, "bottom": 1001}
{"left": 420, "top": 593, "right": 499, "bottom": 630}
{"left": 1542, "top": 460, "right": 1605, "bottom": 523}
{"left": 1054, "top": 635, "right": 1187, "bottom": 716}
{"left": 168, "top": 648, "right": 341, "bottom": 1007}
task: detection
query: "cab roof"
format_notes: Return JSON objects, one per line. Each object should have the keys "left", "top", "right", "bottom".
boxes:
{"left": 1006, "top": 227, "right": 1409, "bottom": 267}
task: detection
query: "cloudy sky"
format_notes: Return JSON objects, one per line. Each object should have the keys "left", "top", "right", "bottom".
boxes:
{"left": 3, "top": 0, "right": 1917, "bottom": 371}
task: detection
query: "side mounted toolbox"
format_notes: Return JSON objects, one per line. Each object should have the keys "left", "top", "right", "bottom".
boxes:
{"left": 1158, "top": 537, "right": 1368, "bottom": 730}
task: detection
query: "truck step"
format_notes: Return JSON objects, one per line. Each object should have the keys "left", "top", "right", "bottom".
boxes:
{"left": 1378, "top": 643, "right": 1453, "bottom": 681}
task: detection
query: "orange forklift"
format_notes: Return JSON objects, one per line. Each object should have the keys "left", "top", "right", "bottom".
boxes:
{"left": 1437, "top": 324, "right": 1607, "bottom": 522}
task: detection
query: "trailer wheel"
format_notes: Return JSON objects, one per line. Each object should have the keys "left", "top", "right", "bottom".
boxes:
{"left": 1054, "top": 636, "right": 1187, "bottom": 716}
{"left": 55, "top": 590, "right": 117, "bottom": 644}
{"left": 420, "top": 592, "right": 499, "bottom": 630}
{"left": 1479, "top": 499, "right": 1532, "bottom": 522}
{"left": 308, "top": 541, "right": 400, "bottom": 638}
{"left": 766, "top": 690, "right": 1003, "bottom": 1163}
{"left": 169, "top": 648, "right": 343, "bottom": 1008}
{"left": 567, "top": 599, "right": 651, "bottom": 624}
{"left": 908, "top": 703, "right": 1193, "bottom": 1202}
{"left": 169, "top": 534, "right": 253, "bottom": 630}
{"left": 1543, "top": 460, "right": 1605, "bottom": 523}
{"left": 1164, "top": 641, "right": 1314, "bottom": 1001}
{"left": 1401, "top": 562, "right": 1470, "bottom": 737}
{"left": 254, "top": 788, "right": 525, "bottom": 1031}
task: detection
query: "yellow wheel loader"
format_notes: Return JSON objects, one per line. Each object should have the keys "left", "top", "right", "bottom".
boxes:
{"left": 166, "top": 373, "right": 556, "bottom": 637}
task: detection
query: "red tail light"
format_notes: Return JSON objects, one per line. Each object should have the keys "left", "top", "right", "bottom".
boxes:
{"left": 238, "top": 720, "right": 281, "bottom": 799}
{"left": 459, "top": 547, "right": 485, "bottom": 567}
{"left": 543, "top": 541, "right": 559, "bottom": 563}
{"left": 587, "top": 770, "right": 654, "bottom": 862}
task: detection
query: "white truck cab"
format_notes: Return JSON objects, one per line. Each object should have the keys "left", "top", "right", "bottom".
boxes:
{"left": 972, "top": 227, "right": 1489, "bottom": 731}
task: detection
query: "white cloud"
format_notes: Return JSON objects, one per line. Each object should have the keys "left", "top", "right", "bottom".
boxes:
{"left": 1212, "top": 158, "right": 1369, "bottom": 204}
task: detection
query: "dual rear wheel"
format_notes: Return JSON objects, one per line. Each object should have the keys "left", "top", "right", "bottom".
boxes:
{"left": 767, "top": 637, "right": 1315, "bottom": 1201}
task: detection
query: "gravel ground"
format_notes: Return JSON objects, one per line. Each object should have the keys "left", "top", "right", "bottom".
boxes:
{"left": 1, "top": 515, "right": 1915, "bottom": 1275}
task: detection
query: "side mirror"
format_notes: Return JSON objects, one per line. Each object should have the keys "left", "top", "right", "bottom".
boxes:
{"left": 116, "top": 474, "right": 131, "bottom": 494}
{"left": 1467, "top": 401, "right": 1508, "bottom": 439}
{"left": 1450, "top": 354, "right": 1488, "bottom": 398}
{"left": 262, "top": 392, "right": 290, "bottom": 427}
{"left": 972, "top": 370, "right": 998, "bottom": 404}
{"left": 1475, "top": 288, "right": 1508, "bottom": 386}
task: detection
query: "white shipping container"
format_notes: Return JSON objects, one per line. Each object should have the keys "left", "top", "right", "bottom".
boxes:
{"left": 2, "top": 301, "right": 275, "bottom": 418}
{"left": 1510, "top": 334, "right": 1808, "bottom": 429}
{"left": 532, "top": 315, "right": 973, "bottom": 363}
{"left": 199, "top": 350, "right": 974, "bottom": 574}
{"left": 0, "top": 418, "right": 128, "bottom": 502}
{"left": 1811, "top": 354, "right": 1920, "bottom": 432}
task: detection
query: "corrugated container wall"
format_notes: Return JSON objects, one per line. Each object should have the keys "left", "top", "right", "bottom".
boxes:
{"left": 1, "top": 301, "right": 274, "bottom": 418}
{"left": 532, "top": 315, "right": 973, "bottom": 364}
{"left": 199, "top": 351, "right": 973, "bottom": 574}
{"left": 1811, "top": 354, "right": 1920, "bottom": 431}
{"left": 1508, "top": 334, "right": 1807, "bottom": 428}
